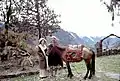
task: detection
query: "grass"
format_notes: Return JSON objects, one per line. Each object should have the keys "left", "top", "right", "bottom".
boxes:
{"left": 70, "top": 61, "right": 86, "bottom": 73}
{"left": 96, "top": 55, "right": 120, "bottom": 73}
{"left": 70, "top": 54, "right": 120, "bottom": 73}
{"left": 6, "top": 55, "right": 120, "bottom": 81}
{"left": 11, "top": 75, "right": 39, "bottom": 81}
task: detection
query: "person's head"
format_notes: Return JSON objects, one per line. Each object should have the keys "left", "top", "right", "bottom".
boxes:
{"left": 39, "top": 38, "right": 47, "bottom": 45}
{"left": 48, "top": 30, "right": 52, "bottom": 36}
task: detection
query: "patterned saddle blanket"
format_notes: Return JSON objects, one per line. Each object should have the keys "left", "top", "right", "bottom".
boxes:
{"left": 63, "top": 48, "right": 83, "bottom": 62}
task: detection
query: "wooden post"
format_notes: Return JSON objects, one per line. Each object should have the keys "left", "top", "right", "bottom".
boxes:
{"left": 99, "top": 40, "right": 102, "bottom": 56}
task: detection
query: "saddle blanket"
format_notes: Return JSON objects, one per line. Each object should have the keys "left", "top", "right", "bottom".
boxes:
{"left": 64, "top": 49, "right": 83, "bottom": 62}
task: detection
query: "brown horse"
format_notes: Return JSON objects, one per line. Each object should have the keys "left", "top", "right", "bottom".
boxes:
{"left": 48, "top": 45, "right": 95, "bottom": 80}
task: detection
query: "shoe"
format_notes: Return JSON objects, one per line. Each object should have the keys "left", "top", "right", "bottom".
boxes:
{"left": 39, "top": 76, "right": 48, "bottom": 79}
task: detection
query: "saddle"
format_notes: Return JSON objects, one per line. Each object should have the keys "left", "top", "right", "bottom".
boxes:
{"left": 63, "top": 48, "right": 83, "bottom": 62}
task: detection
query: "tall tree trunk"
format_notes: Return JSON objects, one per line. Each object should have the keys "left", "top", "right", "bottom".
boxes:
{"left": 5, "top": 0, "right": 12, "bottom": 43}
{"left": 38, "top": 28, "right": 42, "bottom": 39}
{"left": 35, "top": 0, "right": 42, "bottom": 39}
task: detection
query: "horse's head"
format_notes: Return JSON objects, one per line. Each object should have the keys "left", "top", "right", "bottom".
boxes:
{"left": 47, "top": 45, "right": 66, "bottom": 57}
{"left": 78, "top": 44, "right": 85, "bottom": 50}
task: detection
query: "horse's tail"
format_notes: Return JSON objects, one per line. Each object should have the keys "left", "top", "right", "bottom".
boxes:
{"left": 91, "top": 50, "right": 95, "bottom": 75}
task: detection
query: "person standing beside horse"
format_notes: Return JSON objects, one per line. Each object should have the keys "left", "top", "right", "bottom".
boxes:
{"left": 46, "top": 30, "right": 60, "bottom": 48}
{"left": 46, "top": 30, "right": 64, "bottom": 55}
{"left": 36, "top": 38, "right": 49, "bottom": 79}
{"left": 46, "top": 30, "right": 65, "bottom": 76}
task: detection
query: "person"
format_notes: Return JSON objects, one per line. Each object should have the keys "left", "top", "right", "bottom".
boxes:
{"left": 37, "top": 38, "right": 49, "bottom": 79}
{"left": 45, "top": 31, "right": 65, "bottom": 76}
{"left": 46, "top": 30, "right": 60, "bottom": 48}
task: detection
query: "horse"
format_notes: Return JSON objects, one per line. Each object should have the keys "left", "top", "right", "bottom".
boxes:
{"left": 47, "top": 44, "right": 95, "bottom": 80}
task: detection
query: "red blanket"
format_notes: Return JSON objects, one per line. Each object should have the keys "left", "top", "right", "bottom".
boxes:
{"left": 63, "top": 49, "right": 83, "bottom": 62}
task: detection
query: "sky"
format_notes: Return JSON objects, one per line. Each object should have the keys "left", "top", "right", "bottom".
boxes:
{"left": 47, "top": 0, "right": 120, "bottom": 36}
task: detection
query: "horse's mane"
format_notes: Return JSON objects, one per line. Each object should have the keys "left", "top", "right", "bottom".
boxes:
{"left": 49, "top": 46, "right": 65, "bottom": 56}
{"left": 48, "top": 46, "right": 65, "bottom": 67}
{"left": 56, "top": 46, "right": 66, "bottom": 52}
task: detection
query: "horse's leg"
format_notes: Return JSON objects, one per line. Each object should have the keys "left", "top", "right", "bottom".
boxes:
{"left": 54, "top": 66, "right": 58, "bottom": 77}
{"left": 84, "top": 59, "right": 90, "bottom": 80}
{"left": 50, "top": 66, "right": 53, "bottom": 76}
{"left": 66, "top": 62, "right": 73, "bottom": 78}
{"left": 88, "top": 52, "right": 95, "bottom": 79}
{"left": 91, "top": 50, "right": 95, "bottom": 75}
{"left": 88, "top": 60, "right": 93, "bottom": 79}
{"left": 88, "top": 68, "right": 92, "bottom": 79}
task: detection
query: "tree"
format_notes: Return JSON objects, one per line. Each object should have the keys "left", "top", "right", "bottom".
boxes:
{"left": 25, "top": 0, "right": 61, "bottom": 38}
{"left": 0, "top": 0, "right": 11, "bottom": 37}
{"left": 100, "top": 0, "right": 120, "bottom": 26}
{"left": 0, "top": 0, "right": 61, "bottom": 39}
{"left": 12, "top": 0, "right": 60, "bottom": 38}
{"left": 0, "top": 0, "right": 26, "bottom": 39}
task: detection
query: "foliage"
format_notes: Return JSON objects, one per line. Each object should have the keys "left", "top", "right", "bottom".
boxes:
{"left": 19, "top": 40, "right": 27, "bottom": 49}
{"left": 0, "top": 0, "right": 61, "bottom": 38}
{"left": 100, "top": 0, "right": 120, "bottom": 26}
{"left": 0, "top": 30, "right": 28, "bottom": 48}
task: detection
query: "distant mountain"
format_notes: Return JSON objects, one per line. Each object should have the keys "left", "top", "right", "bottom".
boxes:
{"left": 91, "top": 36, "right": 104, "bottom": 42}
{"left": 53, "top": 29, "right": 102, "bottom": 48}
{"left": 69, "top": 32, "right": 84, "bottom": 44}
{"left": 53, "top": 29, "right": 120, "bottom": 49}
{"left": 112, "top": 40, "right": 120, "bottom": 48}
{"left": 79, "top": 36, "right": 105, "bottom": 49}
{"left": 0, "top": 22, "right": 4, "bottom": 32}
{"left": 80, "top": 36, "right": 95, "bottom": 47}
{"left": 81, "top": 36, "right": 120, "bottom": 49}
{"left": 102, "top": 37, "right": 120, "bottom": 48}
{"left": 53, "top": 29, "right": 84, "bottom": 45}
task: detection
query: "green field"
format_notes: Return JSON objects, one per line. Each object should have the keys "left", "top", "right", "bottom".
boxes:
{"left": 96, "top": 55, "right": 120, "bottom": 73}
{"left": 5, "top": 55, "right": 120, "bottom": 81}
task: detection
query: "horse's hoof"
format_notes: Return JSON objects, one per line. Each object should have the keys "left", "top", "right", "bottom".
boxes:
{"left": 93, "top": 72, "right": 95, "bottom": 75}
{"left": 88, "top": 75, "right": 92, "bottom": 79}
{"left": 88, "top": 76, "right": 92, "bottom": 79}
{"left": 67, "top": 74, "right": 70, "bottom": 77}
{"left": 83, "top": 76, "right": 87, "bottom": 80}
{"left": 70, "top": 74, "right": 73, "bottom": 79}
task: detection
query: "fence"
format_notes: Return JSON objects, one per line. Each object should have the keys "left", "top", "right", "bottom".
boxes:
{"left": 96, "top": 48, "right": 120, "bottom": 57}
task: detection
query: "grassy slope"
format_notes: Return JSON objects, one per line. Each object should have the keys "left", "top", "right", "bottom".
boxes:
{"left": 96, "top": 55, "right": 120, "bottom": 73}
{"left": 9, "top": 55, "right": 120, "bottom": 81}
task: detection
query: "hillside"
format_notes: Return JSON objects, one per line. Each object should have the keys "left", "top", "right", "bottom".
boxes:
{"left": 7, "top": 55, "right": 120, "bottom": 81}
{"left": 1, "top": 27, "right": 120, "bottom": 49}
{"left": 53, "top": 29, "right": 84, "bottom": 46}
{"left": 0, "top": 28, "right": 120, "bottom": 81}
{"left": 53, "top": 29, "right": 120, "bottom": 49}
